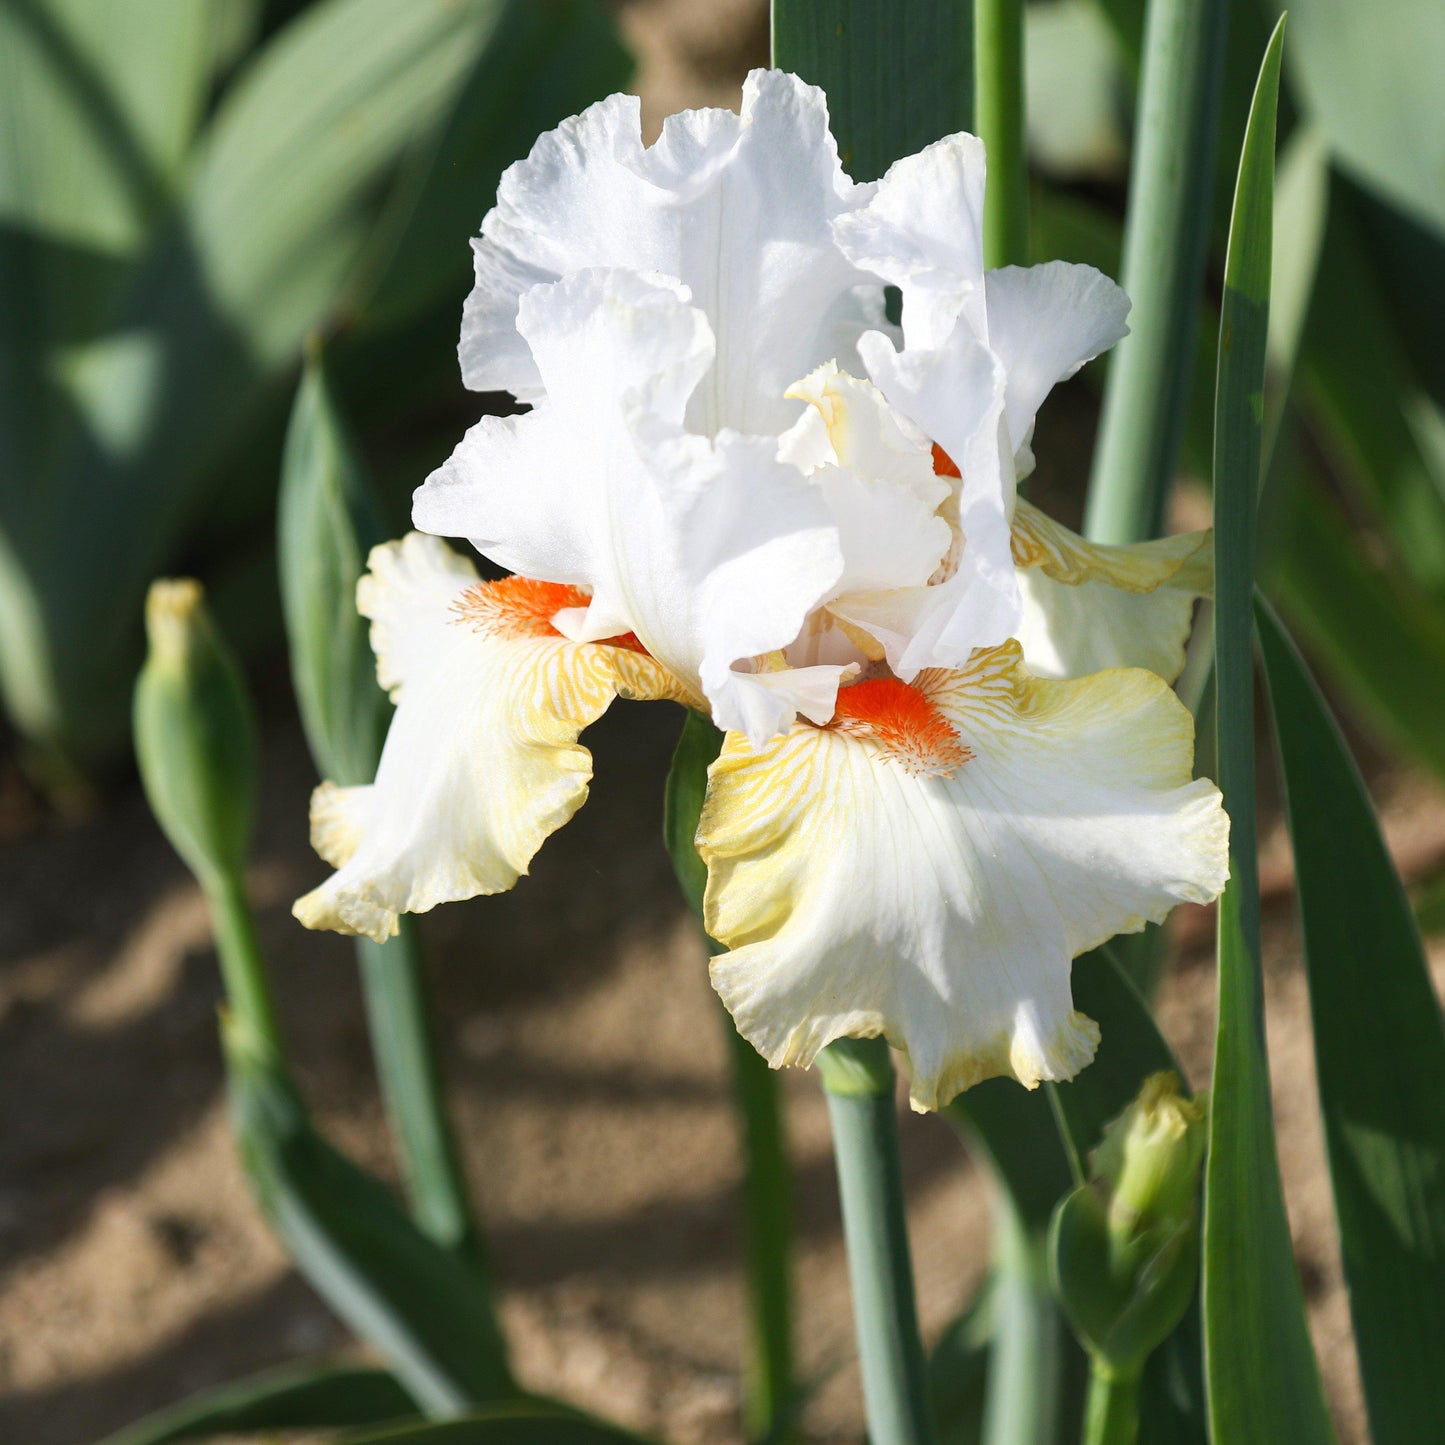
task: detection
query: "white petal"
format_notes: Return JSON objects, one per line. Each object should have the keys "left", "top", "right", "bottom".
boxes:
{"left": 724, "top": 662, "right": 855, "bottom": 741}
{"left": 854, "top": 323, "right": 1021, "bottom": 671}
{"left": 699, "top": 649, "right": 1228, "bottom": 1110}
{"left": 662, "top": 427, "right": 849, "bottom": 741}
{"left": 785, "top": 363, "right": 945, "bottom": 504}
{"left": 832, "top": 133, "right": 989, "bottom": 351}
{"left": 419, "top": 269, "right": 844, "bottom": 743}
{"left": 359, "top": 528, "right": 486, "bottom": 700}
{"left": 782, "top": 363, "right": 952, "bottom": 600}
{"left": 294, "top": 535, "right": 685, "bottom": 942}
{"left": 815, "top": 466, "right": 953, "bottom": 594}
{"left": 1011, "top": 500, "right": 1212, "bottom": 681}
{"left": 985, "top": 263, "right": 1130, "bottom": 468}
{"left": 461, "top": 70, "right": 880, "bottom": 436}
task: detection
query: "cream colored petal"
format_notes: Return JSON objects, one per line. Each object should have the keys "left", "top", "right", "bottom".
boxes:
{"left": 1011, "top": 500, "right": 1212, "bottom": 682}
{"left": 295, "top": 535, "right": 685, "bottom": 942}
{"left": 698, "top": 645, "right": 1227, "bottom": 1110}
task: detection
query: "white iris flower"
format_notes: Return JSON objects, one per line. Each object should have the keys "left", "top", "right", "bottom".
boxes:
{"left": 295, "top": 71, "right": 1228, "bottom": 1111}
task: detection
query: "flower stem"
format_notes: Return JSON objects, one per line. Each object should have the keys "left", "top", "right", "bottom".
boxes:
{"left": 818, "top": 1038, "right": 936, "bottom": 1445}
{"left": 1083, "top": 0, "right": 1229, "bottom": 545}
{"left": 727, "top": 1024, "right": 796, "bottom": 1442}
{"left": 207, "top": 869, "right": 285, "bottom": 1063}
{"left": 1083, "top": 1361, "right": 1141, "bottom": 1445}
{"left": 980, "top": 1196, "right": 1065, "bottom": 1445}
{"left": 356, "top": 920, "right": 486, "bottom": 1273}
{"left": 664, "top": 708, "right": 797, "bottom": 1442}
{"left": 975, "top": 0, "right": 1029, "bottom": 270}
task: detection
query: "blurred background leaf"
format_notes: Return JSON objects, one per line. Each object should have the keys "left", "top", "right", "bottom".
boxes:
{"left": 1012, "top": 0, "right": 1445, "bottom": 788}
{"left": 0, "top": 0, "right": 630, "bottom": 776}
{"left": 1258, "top": 599, "right": 1445, "bottom": 1445}
{"left": 98, "top": 1361, "right": 419, "bottom": 1445}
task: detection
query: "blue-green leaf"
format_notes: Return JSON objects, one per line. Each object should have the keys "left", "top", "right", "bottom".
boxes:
{"left": 1287, "top": 0, "right": 1445, "bottom": 238}
{"left": 98, "top": 1361, "right": 417, "bottom": 1445}
{"left": 770, "top": 0, "right": 972, "bottom": 183}
{"left": 278, "top": 341, "right": 389, "bottom": 788}
{"left": 1257, "top": 598, "right": 1445, "bottom": 1445}
{"left": 343, "top": 1401, "right": 661, "bottom": 1444}
{"left": 662, "top": 709, "right": 797, "bottom": 1441}
{"left": 1201, "top": 19, "right": 1335, "bottom": 1443}
{"left": 223, "top": 1024, "right": 512, "bottom": 1416}
{"left": 1261, "top": 458, "right": 1445, "bottom": 783}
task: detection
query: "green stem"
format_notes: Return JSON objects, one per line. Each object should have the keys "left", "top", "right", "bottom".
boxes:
{"left": 945, "top": 1083, "right": 1079, "bottom": 1445}
{"left": 356, "top": 919, "right": 485, "bottom": 1272}
{"left": 818, "top": 1038, "right": 935, "bottom": 1445}
{"left": 980, "top": 1197, "right": 1063, "bottom": 1445}
{"left": 975, "top": 0, "right": 1029, "bottom": 270}
{"left": 1083, "top": 0, "right": 1230, "bottom": 544}
{"left": 727, "top": 1025, "right": 796, "bottom": 1443}
{"left": 664, "top": 708, "right": 796, "bottom": 1442}
{"left": 1083, "top": 1361, "right": 1141, "bottom": 1445}
{"left": 207, "top": 870, "right": 285, "bottom": 1062}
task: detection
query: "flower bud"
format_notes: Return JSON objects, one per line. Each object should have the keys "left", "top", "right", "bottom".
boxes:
{"left": 277, "top": 341, "right": 388, "bottom": 787}
{"left": 1050, "top": 1072, "right": 1208, "bottom": 1376}
{"left": 134, "top": 579, "right": 257, "bottom": 887}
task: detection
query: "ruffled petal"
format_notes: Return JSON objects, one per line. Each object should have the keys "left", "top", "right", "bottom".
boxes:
{"left": 985, "top": 263, "right": 1130, "bottom": 473}
{"left": 294, "top": 534, "right": 686, "bottom": 942}
{"left": 1011, "top": 500, "right": 1212, "bottom": 681}
{"left": 851, "top": 324, "right": 1020, "bottom": 671}
{"left": 698, "top": 647, "right": 1228, "bottom": 1110}
{"left": 462, "top": 70, "right": 880, "bottom": 436}
{"left": 785, "top": 364, "right": 952, "bottom": 596}
{"left": 832, "top": 133, "right": 989, "bottom": 350}
{"left": 417, "top": 269, "right": 845, "bottom": 745}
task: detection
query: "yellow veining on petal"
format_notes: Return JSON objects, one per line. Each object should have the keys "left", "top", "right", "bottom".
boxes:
{"left": 1007, "top": 501, "right": 1213, "bottom": 684}
{"left": 698, "top": 641, "right": 1228, "bottom": 1110}
{"left": 1010, "top": 497, "right": 1212, "bottom": 595}
{"left": 295, "top": 535, "right": 689, "bottom": 943}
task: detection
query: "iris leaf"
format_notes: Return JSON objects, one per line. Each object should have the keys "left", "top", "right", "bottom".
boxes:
{"left": 340, "top": 1402, "right": 661, "bottom": 1444}
{"left": 1261, "top": 461, "right": 1445, "bottom": 783}
{"left": 278, "top": 341, "right": 389, "bottom": 790}
{"left": 0, "top": 0, "right": 631, "bottom": 765}
{"left": 1201, "top": 19, "right": 1335, "bottom": 1442}
{"left": 1257, "top": 598, "right": 1445, "bottom": 1445}
{"left": 97, "top": 1361, "right": 418, "bottom": 1445}
{"left": 662, "top": 709, "right": 796, "bottom": 1442}
{"left": 223, "top": 1024, "right": 513, "bottom": 1416}
{"left": 770, "top": 0, "right": 972, "bottom": 183}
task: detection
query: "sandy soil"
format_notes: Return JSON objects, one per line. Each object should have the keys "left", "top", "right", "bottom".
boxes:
{"left": 4, "top": 3, "right": 1445, "bottom": 1443}
{"left": 7, "top": 653, "right": 1444, "bottom": 1445}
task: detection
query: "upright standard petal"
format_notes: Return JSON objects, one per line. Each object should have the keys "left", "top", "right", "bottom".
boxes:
{"left": 832, "top": 133, "right": 989, "bottom": 350}
{"left": 985, "top": 263, "right": 1130, "bottom": 474}
{"left": 1011, "top": 500, "right": 1212, "bottom": 681}
{"left": 784, "top": 364, "right": 952, "bottom": 599}
{"left": 294, "top": 534, "right": 685, "bottom": 942}
{"left": 417, "top": 269, "right": 846, "bottom": 745}
{"left": 462, "top": 69, "right": 880, "bottom": 437}
{"left": 850, "top": 323, "right": 1021, "bottom": 672}
{"left": 698, "top": 647, "right": 1228, "bottom": 1111}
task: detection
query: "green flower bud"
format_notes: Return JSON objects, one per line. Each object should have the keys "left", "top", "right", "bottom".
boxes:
{"left": 134, "top": 579, "right": 257, "bottom": 888}
{"left": 277, "top": 340, "right": 388, "bottom": 787}
{"left": 1050, "top": 1072, "right": 1209, "bottom": 1377}
{"left": 1093, "top": 1070, "right": 1208, "bottom": 1235}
